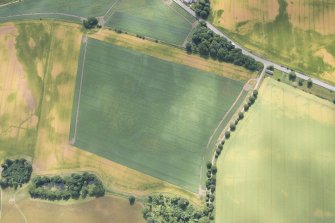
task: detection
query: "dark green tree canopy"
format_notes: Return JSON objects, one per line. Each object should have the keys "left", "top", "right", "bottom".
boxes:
{"left": 187, "top": 23, "right": 263, "bottom": 71}
{"left": 0, "top": 158, "right": 32, "bottom": 189}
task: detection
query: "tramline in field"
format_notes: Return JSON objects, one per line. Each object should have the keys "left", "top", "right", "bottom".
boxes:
{"left": 70, "top": 37, "right": 244, "bottom": 191}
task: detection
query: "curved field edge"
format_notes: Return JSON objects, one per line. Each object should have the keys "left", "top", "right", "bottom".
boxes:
{"left": 216, "top": 78, "right": 335, "bottom": 223}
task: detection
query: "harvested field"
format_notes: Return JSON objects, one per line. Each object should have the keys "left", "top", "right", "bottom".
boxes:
{"left": 211, "top": 0, "right": 335, "bottom": 84}
{"left": 104, "top": 0, "right": 196, "bottom": 45}
{"left": 216, "top": 78, "right": 335, "bottom": 223}
{"left": 0, "top": 188, "right": 144, "bottom": 223}
{"left": 69, "top": 38, "right": 244, "bottom": 192}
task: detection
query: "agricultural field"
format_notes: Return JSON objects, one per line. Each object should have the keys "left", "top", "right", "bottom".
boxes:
{"left": 0, "top": 0, "right": 115, "bottom": 22}
{"left": 216, "top": 78, "right": 335, "bottom": 223}
{"left": 104, "top": 0, "right": 196, "bottom": 45}
{"left": 211, "top": 0, "right": 335, "bottom": 84}
{"left": 69, "top": 38, "right": 244, "bottom": 192}
{"left": 0, "top": 188, "right": 144, "bottom": 223}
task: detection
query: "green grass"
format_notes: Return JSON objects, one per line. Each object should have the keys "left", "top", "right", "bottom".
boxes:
{"left": 104, "top": 0, "right": 195, "bottom": 45}
{"left": 216, "top": 78, "right": 335, "bottom": 223}
{"left": 70, "top": 38, "right": 244, "bottom": 191}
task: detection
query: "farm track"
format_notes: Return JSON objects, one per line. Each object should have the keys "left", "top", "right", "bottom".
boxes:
{"left": 72, "top": 35, "right": 88, "bottom": 145}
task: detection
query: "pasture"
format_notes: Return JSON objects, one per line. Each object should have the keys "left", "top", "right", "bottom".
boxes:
{"left": 70, "top": 38, "right": 244, "bottom": 192}
{"left": 104, "top": 0, "right": 196, "bottom": 45}
{"left": 216, "top": 78, "right": 335, "bottom": 223}
{"left": 211, "top": 0, "right": 335, "bottom": 84}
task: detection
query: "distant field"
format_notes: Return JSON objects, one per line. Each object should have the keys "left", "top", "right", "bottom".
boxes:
{"left": 211, "top": 0, "right": 335, "bottom": 84}
{"left": 1, "top": 189, "right": 144, "bottom": 223}
{"left": 0, "top": 0, "right": 115, "bottom": 22}
{"left": 70, "top": 38, "right": 244, "bottom": 191}
{"left": 216, "top": 78, "right": 335, "bottom": 223}
{"left": 0, "top": 0, "right": 195, "bottom": 46}
{"left": 105, "top": 0, "right": 196, "bottom": 45}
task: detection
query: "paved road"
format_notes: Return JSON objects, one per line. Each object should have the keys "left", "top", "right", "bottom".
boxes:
{"left": 173, "top": 0, "right": 335, "bottom": 91}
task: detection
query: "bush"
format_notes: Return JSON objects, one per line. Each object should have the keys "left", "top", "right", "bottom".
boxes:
{"left": 298, "top": 79, "right": 304, "bottom": 86}
{"left": 333, "top": 98, "right": 335, "bottom": 104}
{"left": 289, "top": 71, "right": 296, "bottom": 81}
{"left": 215, "top": 148, "right": 221, "bottom": 156}
{"left": 244, "top": 104, "right": 249, "bottom": 111}
{"left": 230, "top": 123, "right": 236, "bottom": 131}
{"left": 218, "top": 144, "right": 223, "bottom": 151}
{"left": 307, "top": 78, "right": 313, "bottom": 88}
{"left": 83, "top": 17, "right": 98, "bottom": 29}
{"left": 225, "top": 131, "right": 231, "bottom": 139}
{"left": 221, "top": 140, "right": 225, "bottom": 145}
{"left": 129, "top": 195, "right": 136, "bottom": 205}
{"left": 206, "top": 161, "right": 212, "bottom": 169}
{"left": 253, "top": 90, "right": 258, "bottom": 97}
{"left": 267, "top": 65, "right": 274, "bottom": 71}
{"left": 186, "top": 42, "right": 192, "bottom": 53}
{"left": 238, "top": 112, "right": 244, "bottom": 120}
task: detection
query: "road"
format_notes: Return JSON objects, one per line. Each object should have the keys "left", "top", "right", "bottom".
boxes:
{"left": 173, "top": 0, "right": 335, "bottom": 91}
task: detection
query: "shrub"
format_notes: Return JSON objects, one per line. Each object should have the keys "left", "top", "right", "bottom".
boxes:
{"left": 83, "top": 17, "right": 98, "bottom": 29}
{"left": 267, "top": 65, "right": 274, "bottom": 71}
{"left": 289, "top": 71, "right": 296, "bottom": 81}
{"left": 307, "top": 78, "right": 313, "bottom": 88}
{"left": 244, "top": 104, "right": 249, "bottom": 111}
{"left": 129, "top": 195, "right": 136, "bottom": 205}
{"left": 230, "top": 123, "right": 236, "bottom": 131}
{"left": 238, "top": 112, "right": 244, "bottom": 120}
{"left": 221, "top": 140, "right": 225, "bottom": 145}
{"left": 298, "top": 79, "right": 304, "bottom": 86}
{"left": 225, "top": 131, "right": 231, "bottom": 139}
{"left": 218, "top": 144, "right": 223, "bottom": 151}
{"left": 333, "top": 98, "right": 335, "bottom": 104}
{"left": 206, "top": 161, "right": 212, "bottom": 169}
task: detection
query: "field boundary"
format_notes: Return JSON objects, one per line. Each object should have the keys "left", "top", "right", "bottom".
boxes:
{"left": 70, "top": 35, "right": 88, "bottom": 145}
{"left": 0, "top": 12, "right": 84, "bottom": 22}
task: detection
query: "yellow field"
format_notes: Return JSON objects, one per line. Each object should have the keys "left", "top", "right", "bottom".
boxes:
{"left": 211, "top": 0, "right": 335, "bottom": 84}
{"left": 216, "top": 78, "right": 335, "bottom": 223}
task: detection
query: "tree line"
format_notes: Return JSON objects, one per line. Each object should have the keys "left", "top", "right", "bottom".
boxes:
{"left": 143, "top": 194, "right": 212, "bottom": 223}
{"left": 186, "top": 22, "right": 263, "bottom": 72}
{"left": 0, "top": 159, "right": 32, "bottom": 189}
{"left": 29, "top": 172, "right": 105, "bottom": 201}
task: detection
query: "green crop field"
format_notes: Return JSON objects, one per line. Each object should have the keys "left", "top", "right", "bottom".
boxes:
{"left": 0, "top": 0, "right": 116, "bottom": 22}
{"left": 70, "top": 38, "right": 244, "bottom": 192}
{"left": 104, "top": 0, "right": 196, "bottom": 45}
{"left": 216, "top": 78, "right": 335, "bottom": 223}
{"left": 0, "top": 0, "right": 195, "bottom": 46}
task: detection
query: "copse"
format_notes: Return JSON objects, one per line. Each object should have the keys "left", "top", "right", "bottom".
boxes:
{"left": 187, "top": 22, "right": 263, "bottom": 71}
{"left": 29, "top": 172, "right": 105, "bottom": 201}
{"left": 0, "top": 159, "right": 32, "bottom": 189}
{"left": 193, "top": 0, "right": 210, "bottom": 19}
{"left": 83, "top": 17, "right": 99, "bottom": 29}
